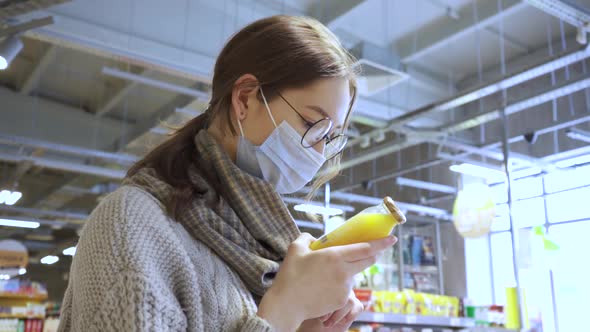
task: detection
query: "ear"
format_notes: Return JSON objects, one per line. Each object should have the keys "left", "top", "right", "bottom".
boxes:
{"left": 231, "top": 74, "right": 260, "bottom": 122}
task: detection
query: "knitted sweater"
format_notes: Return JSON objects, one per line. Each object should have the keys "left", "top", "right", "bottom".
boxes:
{"left": 58, "top": 185, "right": 274, "bottom": 332}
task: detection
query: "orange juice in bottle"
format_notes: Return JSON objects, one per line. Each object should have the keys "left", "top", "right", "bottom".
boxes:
{"left": 310, "top": 197, "right": 406, "bottom": 250}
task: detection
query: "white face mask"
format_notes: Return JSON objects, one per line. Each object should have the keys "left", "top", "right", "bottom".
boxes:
{"left": 235, "top": 89, "right": 326, "bottom": 194}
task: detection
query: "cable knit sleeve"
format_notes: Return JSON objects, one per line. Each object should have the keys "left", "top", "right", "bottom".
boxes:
{"left": 92, "top": 269, "right": 187, "bottom": 331}
{"left": 57, "top": 186, "right": 274, "bottom": 332}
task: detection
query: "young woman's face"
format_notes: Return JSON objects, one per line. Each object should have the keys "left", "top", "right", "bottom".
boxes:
{"left": 240, "top": 77, "right": 351, "bottom": 155}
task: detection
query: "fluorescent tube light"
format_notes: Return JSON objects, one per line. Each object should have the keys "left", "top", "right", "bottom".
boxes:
{"left": 0, "top": 190, "right": 10, "bottom": 204}
{"left": 450, "top": 163, "right": 506, "bottom": 183}
{"left": 0, "top": 218, "right": 40, "bottom": 229}
{"left": 63, "top": 246, "right": 76, "bottom": 256}
{"left": 294, "top": 204, "right": 344, "bottom": 216}
{"left": 4, "top": 191, "right": 22, "bottom": 206}
{"left": 40, "top": 255, "right": 59, "bottom": 265}
{"left": 396, "top": 177, "right": 456, "bottom": 194}
{"left": 555, "top": 153, "right": 590, "bottom": 168}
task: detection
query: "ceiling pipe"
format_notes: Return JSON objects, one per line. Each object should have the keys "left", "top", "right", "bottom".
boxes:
{"left": 102, "top": 67, "right": 210, "bottom": 101}
{"left": 282, "top": 197, "right": 355, "bottom": 212}
{"left": 349, "top": 43, "right": 590, "bottom": 148}
{"left": 0, "top": 215, "right": 69, "bottom": 228}
{"left": 339, "top": 60, "right": 590, "bottom": 172}
{"left": 0, "top": 133, "right": 139, "bottom": 166}
{"left": 326, "top": 191, "right": 451, "bottom": 219}
{"left": 0, "top": 151, "right": 126, "bottom": 180}
{"left": 396, "top": 177, "right": 457, "bottom": 194}
{"left": 0, "top": 205, "right": 87, "bottom": 220}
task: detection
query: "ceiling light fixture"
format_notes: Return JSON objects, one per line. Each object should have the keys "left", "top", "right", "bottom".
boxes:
{"left": 0, "top": 218, "right": 39, "bottom": 229}
{"left": 396, "top": 177, "right": 456, "bottom": 194}
{"left": 40, "top": 255, "right": 59, "bottom": 265}
{"left": 555, "top": 153, "right": 590, "bottom": 168}
{"left": 293, "top": 204, "right": 344, "bottom": 216}
{"left": 63, "top": 247, "right": 76, "bottom": 256}
{"left": 566, "top": 127, "right": 590, "bottom": 143}
{"left": 0, "top": 190, "right": 22, "bottom": 205}
{"left": 450, "top": 163, "right": 506, "bottom": 183}
{"left": 0, "top": 35, "right": 24, "bottom": 70}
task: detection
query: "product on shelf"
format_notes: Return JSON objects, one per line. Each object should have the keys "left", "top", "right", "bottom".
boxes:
{"left": 353, "top": 289, "right": 374, "bottom": 312}
{"left": 355, "top": 288, "right": 461, "bottom": 319}
{"left": 0, "top": 319, "right": 44, "bottom": 332}
{"left": 0, "top": 281, "right": 47, "bottom": 299}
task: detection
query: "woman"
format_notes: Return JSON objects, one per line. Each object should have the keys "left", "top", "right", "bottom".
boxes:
{"left": 58, "top": 15, "right": 396, "bottom": 332}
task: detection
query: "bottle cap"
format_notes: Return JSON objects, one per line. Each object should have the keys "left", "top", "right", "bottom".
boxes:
{"left": 383, "top": 196, "right": 407, "bottom": 224}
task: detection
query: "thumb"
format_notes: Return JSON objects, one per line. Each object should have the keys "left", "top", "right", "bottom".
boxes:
{"left": 289, "top": 233, "right": 316, "bottom": 253}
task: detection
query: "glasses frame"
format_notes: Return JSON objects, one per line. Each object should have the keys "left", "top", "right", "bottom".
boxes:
{"left": 275, "top": 91, "right": 348, "bottom": 159}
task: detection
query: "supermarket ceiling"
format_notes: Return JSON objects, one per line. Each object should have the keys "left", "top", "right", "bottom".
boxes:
{"left": 1, "top": 0, "right": 590, "bottom": 259}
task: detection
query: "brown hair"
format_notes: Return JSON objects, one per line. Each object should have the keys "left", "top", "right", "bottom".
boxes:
{"left": 127, "top": 15, "right": 358, "bottom": 220}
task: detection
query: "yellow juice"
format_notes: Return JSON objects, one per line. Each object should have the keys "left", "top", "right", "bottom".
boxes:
{"left": 310, "top": 197, "right": 405, "bottom": 250}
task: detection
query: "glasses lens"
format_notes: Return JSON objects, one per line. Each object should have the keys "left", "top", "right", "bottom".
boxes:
{"left": 325, "top": 135, "right": 348, "bottom": 159}
{"left": 302, "top": 119, "right": 332, "bottom": 148}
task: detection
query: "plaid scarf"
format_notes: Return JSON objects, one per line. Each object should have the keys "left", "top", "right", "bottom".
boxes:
{"left": 124, "top": 130, "right": 300, "bottom": 297}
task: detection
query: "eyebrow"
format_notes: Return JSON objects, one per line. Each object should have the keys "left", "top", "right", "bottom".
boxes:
{"left": 305, "top": 105, "right": 343, "bottom": 129}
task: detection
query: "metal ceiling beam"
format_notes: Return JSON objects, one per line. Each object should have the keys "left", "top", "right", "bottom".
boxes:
{"left": 0, "top": 151, "right": 126, "bottom": 180}
{"left": 95, "top": 68, "right": 153, "bottom": 118}
{"left": 340, "top": 44, "right": 590, "bottom": 171}
{"left": 349, "top": 43, "right": 590, "bottom": 147}
{"left": 18, "top": 9, "right": 447, "bottom": 129}
{"left": 396, "top": 0, "right": 528, "bottom": 63}
{"left": 328, "top": 191, "right": 451, "bottom": 219}
{"left": 335, "top": 110, "right": 590, "bottom": 193}
{"left": 0, "top": 133, "right": 138, "bottom": 165}
{"left": 1, "top": 87, "right": 128, "bottom": 152}
{"left": 0, "top": 205, "right": 86, "bottom": 220}
{"left": 396, "top": 177, "right": 456, "bottom": 194}
{"left": 314, "top": 0, "right": 366, "bottom": 29}
{"left": 0, "top": 160, "right": 33, "bottom": 190}
{"left": 483, "top": 26, "right": 530, "bottom": 53}
{"left": 525, "top": 0, "right": 590, "bottom": 31}
{"left": 19, "top": 45, "right": 57, "bottom": 95}
{"left": 0, "top": 16, "right": 54, "bottom": 38}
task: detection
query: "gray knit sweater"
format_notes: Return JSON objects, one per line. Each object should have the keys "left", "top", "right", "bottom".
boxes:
{"left": 58, "top": 185, "right": 274, "bottom": 331}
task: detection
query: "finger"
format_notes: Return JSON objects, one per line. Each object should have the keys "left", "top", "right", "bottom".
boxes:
{"left": 288, "top": 233, "right": 316, "bottom": 254}
{"left": 336, "top": 236, "right": 397, "bottom": 262}
{"left": 346, "top": 255, "right": 379, "bottom": 275}
{"left": 323, "top": 300, "right": 353, "bottom": 328}
{"left": 319, "top": 313, "right": 331, "bottom": 322}
{"left": 340, "top": 300, "right": 364, "bottom": 326}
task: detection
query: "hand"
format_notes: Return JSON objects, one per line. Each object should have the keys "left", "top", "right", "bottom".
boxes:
{"left": 257, "top": 233, "right": 396, "bottom": 332}
{"left": 298, "top": 290, "right": 364, "bottom": 332}
{"left": 318, "top": 290, "right": 364, "bottom": 329}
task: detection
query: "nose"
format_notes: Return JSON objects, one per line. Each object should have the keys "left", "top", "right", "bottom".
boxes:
{"left": 313, "top": 140, "right": 326, "bottom": 156}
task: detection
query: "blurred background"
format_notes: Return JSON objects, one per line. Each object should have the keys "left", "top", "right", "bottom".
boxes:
{"left": 1, "top": 0, "right": 589, "bottom": 331}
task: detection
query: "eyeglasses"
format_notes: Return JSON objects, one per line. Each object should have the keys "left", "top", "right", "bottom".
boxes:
{"left": 276, "top": 91, "right": 348, "bottom": 160}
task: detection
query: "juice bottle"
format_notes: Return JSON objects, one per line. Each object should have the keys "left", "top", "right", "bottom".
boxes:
{"left": 310, "top": 197, "right": 406, "bottom": 250}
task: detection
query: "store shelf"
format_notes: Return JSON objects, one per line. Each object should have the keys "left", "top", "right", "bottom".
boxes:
{"left": 378, "top": 264, "right": 439, "bottom": 274}
{"left": 356, "top": 312, "right": 476, "bottom": 329}
{"left": 466, "top": 328, "right": 517, "bottom": 332}
{"left": 0, "top": 313, "right": 44, "bottom": 319}
{"left": 404, "top": 265, "right": 438, "bottom": 274}
{"left": 0, "top": 293, "right": 47, "bottom": 302}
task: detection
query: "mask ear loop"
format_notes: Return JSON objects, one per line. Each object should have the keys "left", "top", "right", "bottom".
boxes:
{"left": 236, "top": 114, "right": 245, "bottom": 137}
{"left": 259, "top": 87, "right": 278, "bottom": 128}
